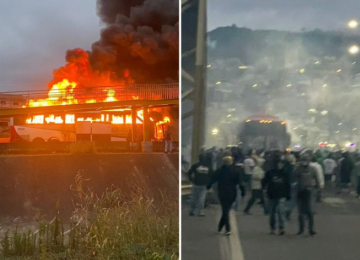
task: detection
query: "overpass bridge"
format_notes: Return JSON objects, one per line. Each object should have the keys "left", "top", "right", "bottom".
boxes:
{"left": 0, "top": 84, "right": 179, "bottom": 116}
{"left": 0, "top": 83, "right": 179, "bottom": 142}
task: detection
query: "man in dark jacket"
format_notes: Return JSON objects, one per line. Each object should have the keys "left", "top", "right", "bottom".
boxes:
{"left": 188, "top": 154, "right": 212, "bottom": 216}
{"left": 207, "top": 156, "right": 245, "bottom": 235}
{"left": 340, "top": 152, "right": 353, "bottom": 190}
{"left": 262, "top": 158, "right": 291, "bottom": 235}
{"left": 295, "top": 153, "right": 320, "bottom": 236}
{"left": 284, "top": 153, "right": 297, "bottom": 220}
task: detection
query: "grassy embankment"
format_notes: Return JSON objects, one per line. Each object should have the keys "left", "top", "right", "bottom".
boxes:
{"left": 0, "top": 167, "right": 179, "bottom": 259}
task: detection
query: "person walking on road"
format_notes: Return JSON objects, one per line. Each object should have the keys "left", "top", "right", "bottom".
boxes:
{"left": 243, "top": 155, "right": 267, "bottom": 215}
{"left": 207, "top": 156, "right": 245, "bottom": 236}
{"left": 262, "top": 158, "right": 290, "bottom": 235}
{"left": 188, "top": 154, "right": 212, "bottom": 216}
{"left": 310, "top": 157, "right": 325, "bottom": 203}
{"left": 339, "top": 152, "right": 353, "bottom": 193}
{"left": 284, "top": 153, "right": 297, "bottom": 220}
{"left": 295, "top": 154, "right": 320, "bottom": 236}
{"left": 323, "top": 153, "right": 337, "bottom": 185}
{"left": 351, "top": 154, "right": 360, "bottom": 199}
{"left": 244, "top": 151, "right": 255, "bottom": 191}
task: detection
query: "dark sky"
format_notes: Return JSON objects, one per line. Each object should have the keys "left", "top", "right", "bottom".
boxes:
{"left": 208, "top": 0, "right": 360, "bottom": 32}
{"left": 0, "top": 0, "right": 100, "bottom": 91}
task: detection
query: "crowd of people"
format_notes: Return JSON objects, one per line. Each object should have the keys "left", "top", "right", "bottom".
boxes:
{"left": 187, "top": 146, "right": 360, "bottom": 237}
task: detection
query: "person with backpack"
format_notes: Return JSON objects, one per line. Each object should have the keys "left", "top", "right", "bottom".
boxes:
{"left": 295, "top": 153, "right": 320, "bottom": 236}
{"left": 188, "top": 154, "right": 212, "bottom": 216}
{"left": 207, "top": 156, "right": 245, "bottom": 235}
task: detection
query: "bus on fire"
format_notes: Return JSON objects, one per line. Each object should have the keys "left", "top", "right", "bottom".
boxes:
{"left": 0, "top": 110, "right": 171, "bottom": 143}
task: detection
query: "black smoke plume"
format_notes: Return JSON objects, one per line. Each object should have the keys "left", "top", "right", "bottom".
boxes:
{"left": 49, "top": 0, "right": 178, "bottom": 88}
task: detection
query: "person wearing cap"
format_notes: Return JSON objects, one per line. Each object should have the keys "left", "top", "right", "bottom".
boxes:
{"left": 207, "top": 156, "right": 245, "bottom": 236}
{"left": 188, "top": 154, "right": 212, "bottom": 217}
{"left": 295, "top": 153, "right": 320, "bottom": 236}
{"left": 262, "top": 158, "right": 290, "bottom": 235}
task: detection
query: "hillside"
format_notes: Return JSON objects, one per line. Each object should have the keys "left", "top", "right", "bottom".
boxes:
{"left": 207, "top": 26, "right": 360, "bottom": 66}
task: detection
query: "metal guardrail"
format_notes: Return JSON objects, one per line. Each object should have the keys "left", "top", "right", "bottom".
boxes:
{"left": 182, "top": 184, "right": 192, "bottom": 196}
{"left": 0, "top": 84, "right": 179, "bottom": 107}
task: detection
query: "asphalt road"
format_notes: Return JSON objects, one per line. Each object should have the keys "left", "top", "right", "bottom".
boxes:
{"left": 182, "top": 187, "right": 360, "bottom": 260}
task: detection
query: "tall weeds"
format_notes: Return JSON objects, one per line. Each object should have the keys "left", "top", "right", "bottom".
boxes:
{"left": 0, "top": 173, "right": 179, "bottom": 260}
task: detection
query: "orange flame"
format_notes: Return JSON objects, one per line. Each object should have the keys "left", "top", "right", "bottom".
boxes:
{"left": 28, "top": 79, "right": 126, "bottom": 107}
{"left": 25, "top": 109, "right": 167, "bottom": 127}
{"left": 29, "top": 79, "right": 78, "bottom": 107}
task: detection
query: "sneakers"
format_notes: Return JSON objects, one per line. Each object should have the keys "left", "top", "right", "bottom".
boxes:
{"left": 189, "top": 212, "right": 195, "bottom": 217}
{"left": 309, "top": 230, "right": 317, "bottom": 236}
{"left": 279, "top": 230, "right": 285, "bottom": 236}
{"left": 217, "top": 229, "right": 231, "bottom": 236}
{"left": 296, "top": 231, "right": 303, "bottom": 235}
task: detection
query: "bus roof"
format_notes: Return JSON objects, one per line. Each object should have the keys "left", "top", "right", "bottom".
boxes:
{"left": 245, "top": 114, "right": 283, "bottom": 122}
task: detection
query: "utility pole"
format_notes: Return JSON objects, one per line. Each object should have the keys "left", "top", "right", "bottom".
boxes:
{"left": 190, "top": 0, "right": 207, "bottom": 164}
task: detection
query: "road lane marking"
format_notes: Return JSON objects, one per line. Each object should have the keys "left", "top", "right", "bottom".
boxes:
{"left": 217, "top": 209, "right": 231, "bottom": 260}
{"left": 216, "top": 207, "right": 245, "bottom": 260}
{"left": 230, "top": 212, "right": 245, "bottom": 260}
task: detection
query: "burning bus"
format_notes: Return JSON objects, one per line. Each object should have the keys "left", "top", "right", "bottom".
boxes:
{"left": 6, "top": 110, "right": 173, "bottom": 143}
{"left": 239, "top": 114, "right": 290, "bottom": 151}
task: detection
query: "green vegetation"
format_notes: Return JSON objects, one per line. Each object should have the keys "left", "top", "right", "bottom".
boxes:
{"left": 69, "top": 141, "right": 98, "bottom": 154}
{"left": 0, "top": 175, "right": 179, "bottom": 259}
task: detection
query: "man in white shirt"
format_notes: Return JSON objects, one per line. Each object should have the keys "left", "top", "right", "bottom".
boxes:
{"left": 244, "top": 152, "right": 255, "bottom": 191}
{"left": 323, "top": 154, "right": 337, "bottom": 184}
{"left": 310, "top": 157, "right": 325, "bottom": 203}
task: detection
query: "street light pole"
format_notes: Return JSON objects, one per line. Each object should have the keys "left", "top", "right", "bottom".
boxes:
{"left": 191, "top": 0, "right": 207, "bottom": 164}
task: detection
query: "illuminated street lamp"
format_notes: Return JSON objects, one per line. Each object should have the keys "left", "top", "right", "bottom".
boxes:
{"left": 348, "top": 45, "right": 359, "bottom": 55}
{"left": 216, "top": 81, "right": 221, "bottom": 85}
{"left": 211, "top": 128, "right": 219, "bottom": 135}
{"left": 348, "top": 20, "right": 358, "bottom": 29}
